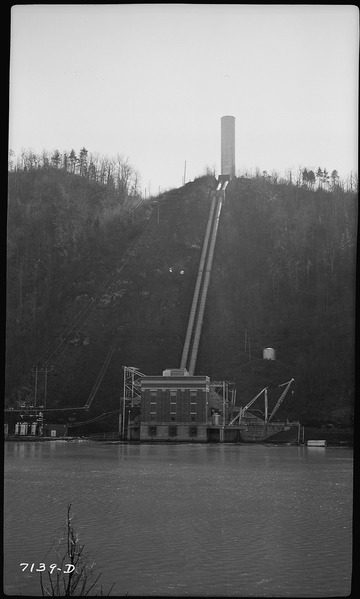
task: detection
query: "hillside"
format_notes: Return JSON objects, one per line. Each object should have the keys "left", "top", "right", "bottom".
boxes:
{"left": 6, "top": 168, "right": 356, "bottom": 431}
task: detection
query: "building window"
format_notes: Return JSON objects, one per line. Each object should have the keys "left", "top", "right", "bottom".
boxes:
{"left": 150, "top": 402, "right": 157, "bottom": 409}
{"left": 150, "top": 413, "right": 156, "bottom": 421}
{"left": 189, "top": 426, "right": 197, "bottom": 437}
{"left": 190, "top": 390, "right": 197, "bottom": 398}
{"left": 190, "top": 401, "right": 197, "bottom": 423}
{"left": 148, "top": 426, "right": 157, "bottom": 436}
{"left": 170, "top": 400, "right": 176, "bottom": 422}
{"left": 170, "top": 391, "right": 177, "bottom": 398}
{"left": 169, "top": 426, "right": 177, "bottom": 437}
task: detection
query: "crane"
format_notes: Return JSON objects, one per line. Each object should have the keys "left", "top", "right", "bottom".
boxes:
{"left": 228, "top": 378, "right": 294, "bottom": 426}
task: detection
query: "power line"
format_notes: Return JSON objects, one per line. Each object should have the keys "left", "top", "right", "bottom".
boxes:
{"left": 67, "top": 409, "right": 120, "bottom": 428}
{"left": 33, "top": 221, "right": 152, "bottom": 369}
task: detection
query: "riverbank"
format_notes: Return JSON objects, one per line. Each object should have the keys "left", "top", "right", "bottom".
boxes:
{"left": 303, "top": 426, "right": 353, "bottom": 446}
{"left": 4, "top": 436, "right": 91, "bottom": 442}
{"left": 4, "top": 428, "right": 354, "bottom": 447}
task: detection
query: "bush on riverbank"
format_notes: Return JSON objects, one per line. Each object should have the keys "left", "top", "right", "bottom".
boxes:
{"left": 40, "top": 504, "right": 115, "bottom": 596}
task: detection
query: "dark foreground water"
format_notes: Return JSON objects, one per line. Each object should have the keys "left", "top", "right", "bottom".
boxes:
{"left": 4, "top": 441, "right": 353, "bottom": 597}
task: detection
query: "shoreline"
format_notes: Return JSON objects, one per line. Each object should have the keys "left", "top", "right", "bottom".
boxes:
{"left": 4, "top": 435, "right": 353, "bottom": 447}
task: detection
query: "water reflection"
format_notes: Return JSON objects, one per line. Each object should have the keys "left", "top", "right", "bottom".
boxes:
{"left": 4, "top": 442, "right": 353, "bottom": 597}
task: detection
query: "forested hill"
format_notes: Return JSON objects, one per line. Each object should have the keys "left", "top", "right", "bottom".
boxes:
{"left": 6, "top": 166, "right": 357, "bottom": 429}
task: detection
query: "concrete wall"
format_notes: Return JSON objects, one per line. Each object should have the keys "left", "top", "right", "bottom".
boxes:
{"left": 140, "top": 423, "right": 208, "bottom": 442}
{"left": 221, "top": 115, "right": 235, "bottom": 178}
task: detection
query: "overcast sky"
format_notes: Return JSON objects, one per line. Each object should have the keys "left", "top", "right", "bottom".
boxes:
{"left": 9, "top": 4, "right": 358, "bottom": 194}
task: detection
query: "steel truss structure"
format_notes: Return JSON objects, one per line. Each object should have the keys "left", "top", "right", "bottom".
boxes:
{"left": 121, "top": 366, "right": 146, "bottom": 436}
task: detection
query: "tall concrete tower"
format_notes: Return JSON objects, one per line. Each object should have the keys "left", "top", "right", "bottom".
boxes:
{"left": 221, "top": 115, "right": 235, "bottom": 178}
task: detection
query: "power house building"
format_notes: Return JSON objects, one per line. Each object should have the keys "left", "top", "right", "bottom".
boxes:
{"left": 139, "top": 369, "right": 211, "bottom": 442}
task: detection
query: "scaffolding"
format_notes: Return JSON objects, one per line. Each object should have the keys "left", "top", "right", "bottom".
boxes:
{"left": 120, "top": 366, "right": 145, "bottom": 437}
{"left": 209, "top": 380, "right": 236, "bottom": 424}
{"left": 120, "top": 366, "right": 235, "bottom": 435}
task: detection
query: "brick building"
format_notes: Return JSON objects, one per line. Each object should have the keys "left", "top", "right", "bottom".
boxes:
{"left": 138, "top": 368, "right": 210, "bottom": 442}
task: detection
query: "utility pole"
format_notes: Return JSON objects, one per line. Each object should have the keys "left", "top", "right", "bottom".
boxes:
{"left": 183, "top": 160, "right": 186, "bottom": 186}
{"left": 44, "top": 364, "right": 48, "bottom": 409}
{"left": 34, "top": 366, "right": 38, "bottom": 406}
{"left": 33, "top": 364, "right": 50, "bottom": 409}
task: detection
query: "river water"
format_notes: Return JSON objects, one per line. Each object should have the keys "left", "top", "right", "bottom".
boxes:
{"left": 3, "top": 441, "right": 353, "bottom": 597}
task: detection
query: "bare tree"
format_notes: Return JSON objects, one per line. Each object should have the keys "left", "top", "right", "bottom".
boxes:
{"left": 51, "top": 150, "right": 61, "bottom": 169}
{"left": 40, "top": 504, "right": 115, "bottom": 597}
{"left": 79, "top": 147, "right": 88, "bottom": 177}
{"left": 316, "top": 167, "right": 323, "bottom": 189}
{"left": 69, "top": 150, "right": 77, "bottom": 174}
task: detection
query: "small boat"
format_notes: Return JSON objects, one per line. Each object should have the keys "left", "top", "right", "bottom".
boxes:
{"left": 307, "top": 439, "right": 327, "bottom": 447}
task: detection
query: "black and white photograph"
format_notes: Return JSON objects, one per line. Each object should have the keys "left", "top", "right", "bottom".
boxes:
{"left": 5, "top": 4, "right": 357, "bottom": 597}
